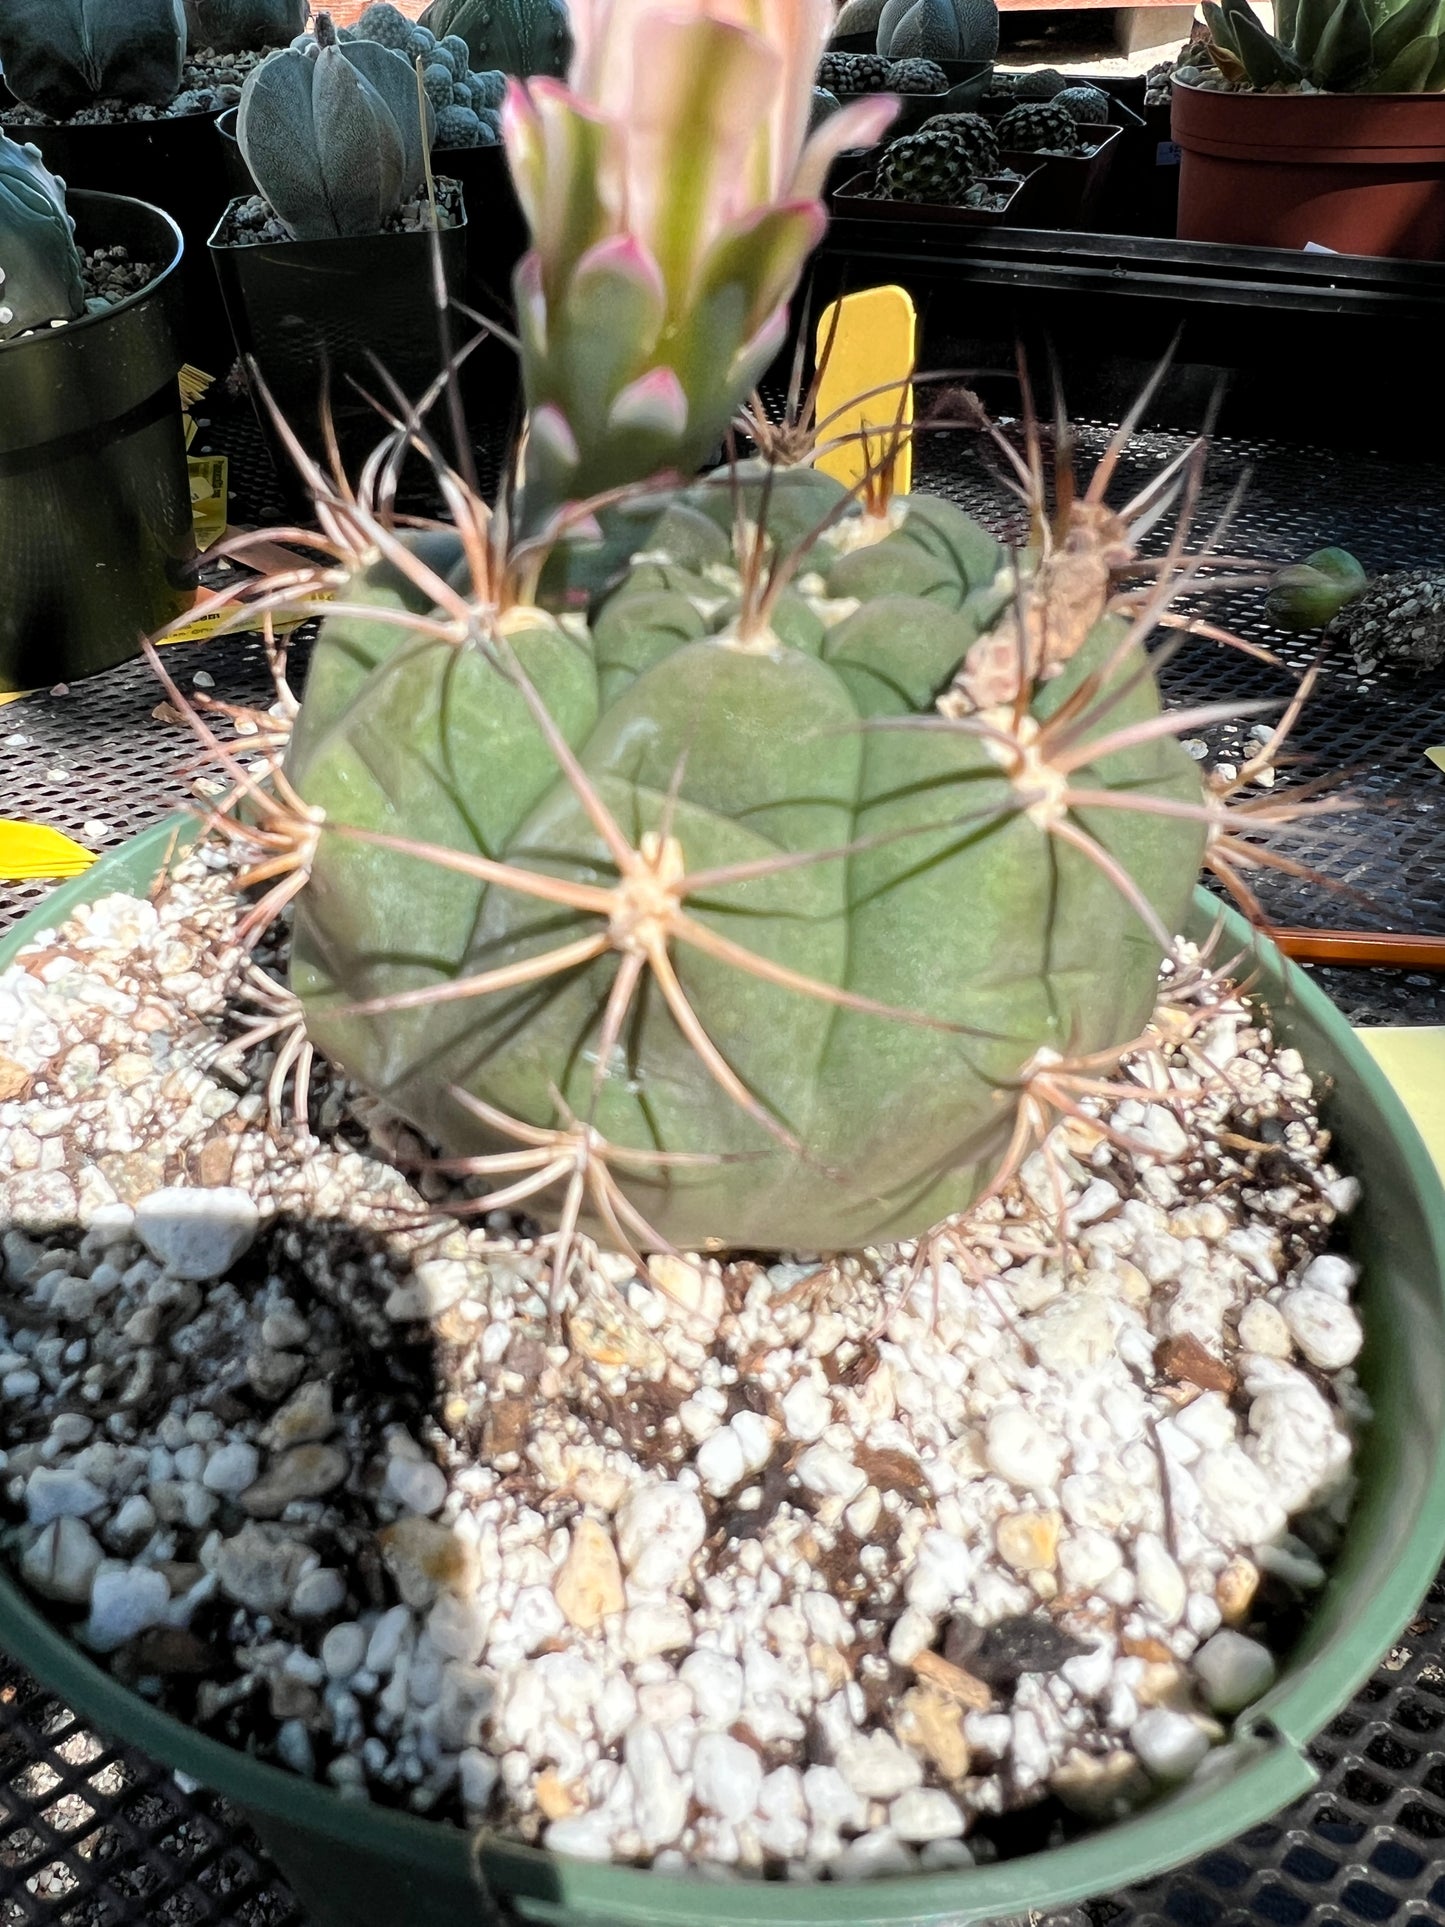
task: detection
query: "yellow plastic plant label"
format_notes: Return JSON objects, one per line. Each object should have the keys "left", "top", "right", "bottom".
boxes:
{"left": 1359, "top": 1028, "right": 1445, "bottom": 1181}
{"left": 0, "top": 820, "right": 96, "bottom": 881}
{"left": 159, "top": 590, "right": 334, "bottom": 648}
{"left": 1426, "top": 747, "right": 1445, "bottom": 773}
{"left": 189, "top": 454, "right": 228, "bottom": 552}
{"left": 813, "top": 286, "right": 917, "bottom": 499}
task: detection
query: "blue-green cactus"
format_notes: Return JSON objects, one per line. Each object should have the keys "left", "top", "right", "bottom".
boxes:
{"left": 417, "top": 0, "right": 573, "bottom": 77}
{"left": 236, "top": 13, "right": 434, "bottom": 241}
{"left": 0, "top": 132, "right": 86, "bottom": 342}
{"left": 183, "top": 0, "right": 308, "bottom": 54}
{"left": 0, "top": 0, "right": 187, "bottom": 118}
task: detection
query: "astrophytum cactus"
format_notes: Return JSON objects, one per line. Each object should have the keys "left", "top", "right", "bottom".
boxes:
{"left": 502, "top": 0, "right": 898, "bottom": 532}
{"left": 183, "top": 0, "right": 310, "bottom": 53}
{"left": 418, "top": 0, "right": 573, "bottom": 76}
{"left": 236, "top": 13, "right": 434, "bottom": 240}
{"left": 0, "top": 132, "right": 87, "bottom": 342}
{"left": 0, "top": 0, "right": 187, "bottom": 118}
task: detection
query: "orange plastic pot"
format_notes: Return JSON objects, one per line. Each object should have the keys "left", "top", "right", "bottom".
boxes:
{"left": 1172, "top": 80, "right": 1445, "bottom": 259}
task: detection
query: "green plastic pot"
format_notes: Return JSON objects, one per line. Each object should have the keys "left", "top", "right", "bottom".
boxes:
{"left": 2, "top": 816, "right": 1444, "bottom": 1926}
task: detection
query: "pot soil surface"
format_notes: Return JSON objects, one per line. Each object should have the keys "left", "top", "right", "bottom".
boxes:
{"left": 0, "top": 836, "right": 1368, "bottom": 1875}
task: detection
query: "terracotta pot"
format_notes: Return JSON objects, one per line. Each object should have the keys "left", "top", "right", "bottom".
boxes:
{"left": 1172, "top": 80, "right": 1445, "bottom": 260}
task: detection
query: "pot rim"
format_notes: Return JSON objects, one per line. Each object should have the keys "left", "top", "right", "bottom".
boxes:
{"left": 0, "top": 189, "right": 183, "bottom": 356}
{"left": 1, "top": 816, "right": 1444, "bottom": 1923}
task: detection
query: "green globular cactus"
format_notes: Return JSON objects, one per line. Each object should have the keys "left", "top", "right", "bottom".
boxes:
{"left": 0, "top": 0, "right": 187, "bottom": 118}
{"left": 0, "top": 132, "right": 87, "bottom": 342}
{"left": 236, "top": 13, "right": 434, "bottom": 241}
{"left": 183, "top": 0, "right": 308, "bottom": 53}
{"left": 417, "top": 0, "right": 573, "bottom": 77}
{"left": 818, "top": 51, "right": 894, "bottom": 92}
{"left": 888, "top": 56, "right": 950, "bottom": 91}
{"left": 277, "top": 466, "right": 1207, "bottom": 1255}
{"left": 1203, "top": 0, "right": 1445, "bottom": 92}
{"left": 998, "top": 98, "right": 1079, "bottom": 152}
{"left": 1054, "top": 83, "right": 1112, "bottom": 122}
{"left": 1266, "top": 547, "right": 1369, "bottom": 630}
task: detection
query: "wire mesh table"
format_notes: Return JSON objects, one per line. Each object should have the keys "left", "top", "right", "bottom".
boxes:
{"left": 1, "top": 405, "right": 1443, "bottom": 1922}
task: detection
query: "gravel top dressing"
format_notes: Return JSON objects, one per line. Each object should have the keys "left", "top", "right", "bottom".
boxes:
{"left": 0, "top": 841, "right": 1367, "bottom": 1877}
{"left": 0, "top": 50, "right": 270, "bottom": 126}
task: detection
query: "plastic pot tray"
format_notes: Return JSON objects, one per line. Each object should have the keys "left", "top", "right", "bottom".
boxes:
{"left": 0, "top": 816, "right": 1443, "bottom": 1927}
{"left": 833, "top": 165, "right": 1038, "bottom": 227}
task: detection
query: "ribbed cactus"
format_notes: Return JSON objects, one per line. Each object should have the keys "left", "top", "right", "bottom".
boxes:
{"left": 0, "top": 132, "right": 86, "bottom": 342}
{"left": 870, "top": 0, "right": 1000, "bottom": 62}
{"left": 183, "top": 0, "right": 309, "bottom": 53}
{"left": 417, "top": 0, "right": 573, "bottom": 77}
{"left": 235, "top": 13, "right": 435, "bottom": 241}
{"left": 275, "top": 466, "right": 1206, "bottom": 1253}
{"left": 0, "top": 0, "right": 187, "bottom": 118}
{"left": 1203, "top": 0, "right": 1445, "bottom": 92}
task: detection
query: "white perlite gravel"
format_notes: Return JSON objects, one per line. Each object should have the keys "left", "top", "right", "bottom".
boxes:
{"left": 0, "top": 846, "right": 1369, "bottom": 1876}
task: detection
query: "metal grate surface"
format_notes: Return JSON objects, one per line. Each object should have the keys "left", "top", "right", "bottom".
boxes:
{"left": 1, "top": 406, "right": 1444, "bottom": 1920}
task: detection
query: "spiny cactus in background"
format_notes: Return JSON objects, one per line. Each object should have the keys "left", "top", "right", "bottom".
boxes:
{"left": 0, "top": 0, "right": 187, "bottom": 118}
{"left": 417, "top": 0, "right": 573, "bottom": 76}
{"left": 183, "top": 0, "right": 308, "bottom": 53}
{"left": 1202, "top": 0, "right": 1445, "bottom": 92}
{"left": 236, "top": 13, "right": 434, "bottom": 241}
{"left": 0, "top": 132, "right": 86, "bottom": 341}
{"left": 879, "top": 117, "right": 999, "bottom": 198}
{"left": 846, "top": 0, "right": 1000, "bottom": 62}
{"left": 1054, "top": 83, "right": 1111, "bottom": 122}
{"left": 296, "top": 4, "right": 505, "bottom": 147}
{"left": 502, "top": 0, "right": 896, "bottom": 533}
{"left": 998, "top": 98, "right": 1080, "bottom": 152}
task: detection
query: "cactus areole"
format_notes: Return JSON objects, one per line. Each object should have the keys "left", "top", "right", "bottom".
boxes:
{"left": 282, "top": 472, "right": 1208, "bottom": 1254}
{"left": 0, "top": 0, "right": 188, "bottom": 118}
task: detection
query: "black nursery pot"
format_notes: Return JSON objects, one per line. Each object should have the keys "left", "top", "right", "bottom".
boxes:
{"left": 209, "top": 192, "right": 473, "bottom": 503}
{"left": 4, "top": 93, "right": 233, "bottom": 372}
{"left": 0, "top": 192, "right": 195, "bottom": 693}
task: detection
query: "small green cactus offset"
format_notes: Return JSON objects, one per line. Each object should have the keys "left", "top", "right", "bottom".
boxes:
{"left": 311, "top": 5, "right": 505, "bottom": 146}
{"left": 236, "top": 12, "right": 435, "bottom": 240}
{"left": 0, "top": 0, "right": 187, "bottom": 118}
{"left": 183, "top": 0, "right": 308, "bottom": 53}
{"left": 417, "top": 0, "right": 573, "bottom": 77}
{"left": 0, "top": 132, "right": 86, "bottom": 342}
{"left": 1202, "top": 0, "right": 1445, "bottom": 92}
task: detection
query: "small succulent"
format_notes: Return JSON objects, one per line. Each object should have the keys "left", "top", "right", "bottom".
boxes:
{"left": 1201, "top": 0, "right": 1445, "bottom": 92}
{"left": 818, "top": 51, "right": 895, "bottom": 92}
{"left": 417, "top": 0, "right": 573, "bottom": 77}
{"left": 809, "top": 86, "right": 843, "bottom": 132}
{"left": 0, "top": 0, "right": 187, "bottom": 119}
{"left": 1265, "top": 548, "right": 1370, "bottom": 629}
{"left": 0, "top": 132, "right": 87, "bottom": 342}
{"left": 1054, "top": 83, "right": 1112, "bottom": 123}
{"left": 889, "top": 56, "right": 950, "bottom": 91}
{"left": 879, "top": 115, "right": 999, "bottom": 199}
{"left": 235, "top": 12, "right": 434, "bottom": 240}
{"left": 998, "top": 98, "right": 1079, "bottom": 152}
{"left": 184, "top": 0, "right": 309, "bottom": 53}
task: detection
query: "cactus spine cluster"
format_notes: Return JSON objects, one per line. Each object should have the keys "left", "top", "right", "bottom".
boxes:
{"left": 183, "top": 0, "right": 308, "bottom": 53}
{"left": 0, "top": 0, "right": 187, "bottom": 118}
{"left": 417, "top": 0, "right": 573, "bottom": 77}
{"left": 1203, "top": 0, "right": 1445, "bottom": 91}
{"left": 236, "top": 12, "right": 435, "bottom": 241}
{"left": 0, "top": 132, "right": 87, "bottom": 342}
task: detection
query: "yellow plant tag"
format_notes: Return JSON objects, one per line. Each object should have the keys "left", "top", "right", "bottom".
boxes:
{"left": 189, "top": 454, "right": 228, "bottom": 552}
{"left": 813, "top": 286, "right": 917, "bottom": 499}
{"left": 179, "top": 365, "right": 215, "bottom": 453}
{"left": 159, "top": 591, "right": 333, "bottom": 649}
{"left": 0, "top": 820, "right": 96, "bottom": 881}
{"left": 1359, "top": 1028, "right": 1445, "bottom": 1181}
{"left": 1426, "top": 747, "right": 1445, "bottom": 773}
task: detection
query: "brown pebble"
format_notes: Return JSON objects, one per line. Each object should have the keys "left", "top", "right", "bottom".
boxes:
{"left": 1154, "top": 1332, "right": 1236, "bottom": 1395}
{"left": 895, "top": 1683, "right": 971, "bottom": 1781}
{"left": 553, "top": 1516, "right": 626, "bottom": 1630}
{"left": 534, "top": 1770, "right": 578, "bottom": 1821}
{"left": 995, "top": 1508, "right": 1061, "bottom": 1574}
{"left": 911, "top": 1649, "right": 993, "bottom": 1709}
{"left": 1216, "top": 1554, "right": 1260, "bottom": 1626}
{"left": 0, "top": 1054, "right": 31, "bottom": 1101}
